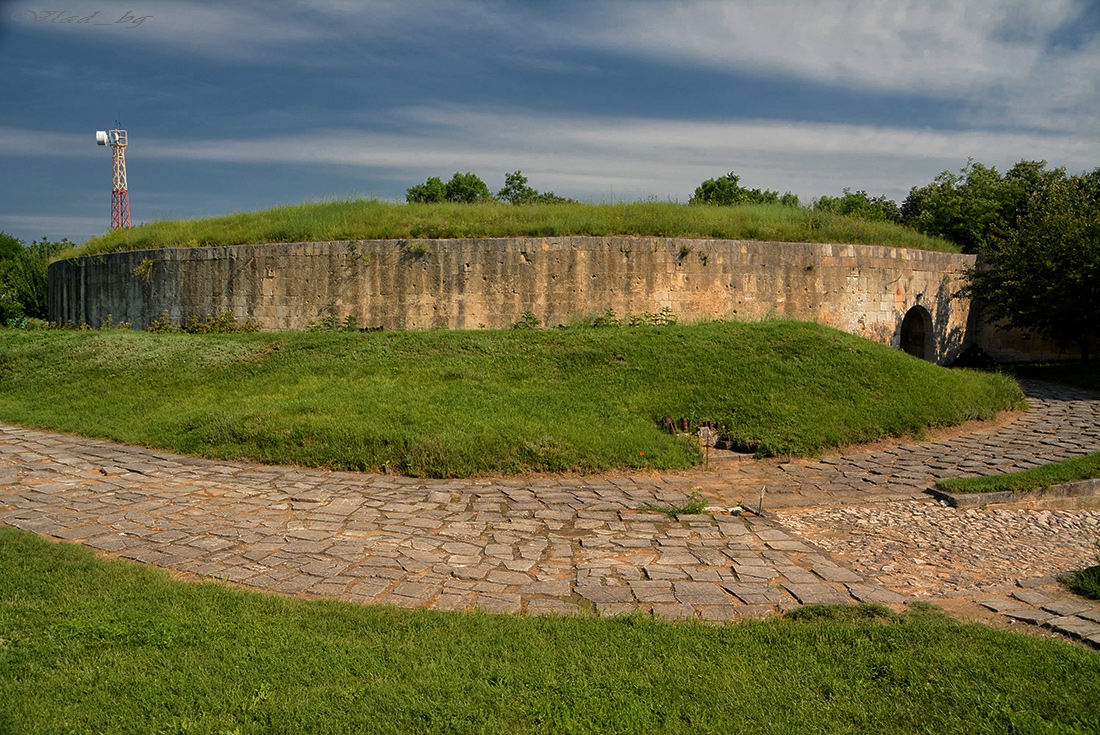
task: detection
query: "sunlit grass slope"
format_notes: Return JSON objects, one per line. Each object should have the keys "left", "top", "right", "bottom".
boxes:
{"left": 69, "top": 200, "right": 958, "bottom": 256}
{"left": 1, "top": 527, "right": 1098, "bottom": 734}
{"left": 0, "top": 321, "right": 1022, "bottom": 477}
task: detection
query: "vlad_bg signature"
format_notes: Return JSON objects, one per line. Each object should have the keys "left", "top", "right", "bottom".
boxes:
{"left": 10, "top": 9, "right": 151, "bottom": 28}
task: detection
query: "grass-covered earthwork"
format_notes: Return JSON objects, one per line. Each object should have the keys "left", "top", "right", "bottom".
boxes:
{"left": 1, "top": 527, "right": 1097, "bottom": 734}
{"left": 0, "top": 321, "right": 1022, "bottom": 477}
{"left": 68, "top": 200, "right": 958, "bottom": 257}
{"left": 935, "top": 452, "right": 1100, "bottom": 495}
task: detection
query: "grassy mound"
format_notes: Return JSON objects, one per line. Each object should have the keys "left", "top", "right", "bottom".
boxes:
{"left": 1, "top": 527, "right": 1097, "bottom": 734}
{"left": 68, "top": 200, "right": 957, "bottom": 257}
{"left": 0, "top": 321, "right": 1022, "bottom": 477}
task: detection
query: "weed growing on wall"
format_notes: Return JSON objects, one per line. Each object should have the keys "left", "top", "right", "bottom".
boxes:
{"left": 144, "top": 310, "right": 262, "bottom": 334}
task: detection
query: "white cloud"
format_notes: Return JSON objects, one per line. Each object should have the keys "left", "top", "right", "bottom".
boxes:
{"left": 563, "top": 1, "right": 1100, "bottom": 134}
{"left": 8, "top": 104, "right": 1093, "bottom": 205}
{"left": 9, "top": 1, "right": 1096, "bottom": 135}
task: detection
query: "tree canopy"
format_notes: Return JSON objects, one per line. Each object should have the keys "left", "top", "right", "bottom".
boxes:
{"left": 0, "top": 234, "right": 71, "bottom": 324}
{"left": 813, "top": 188, "right": 901, "bottom": 223}
{"left": 406, "top": 172, "right": 493, "bottom": 204}
{"left": 689, "top": 172, "right": 799, "bottom": 207}
{"left": 900, "top": 160, "right": 1060, "bottom": 254}
{"left": 497, "top": 171, "right": 574, "bottom": 205}
{"left": 959, "top": 167, "right": 1099, "bottom": 362}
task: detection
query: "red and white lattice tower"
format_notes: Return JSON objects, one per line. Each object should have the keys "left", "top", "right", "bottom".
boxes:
{"left": 95, "top": 128, "right": 131, "bottom": 230}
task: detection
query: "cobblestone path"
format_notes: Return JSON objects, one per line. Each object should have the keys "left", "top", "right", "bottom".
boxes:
{"left": 1, "top": 380, "right": 1098, "bottom": 642}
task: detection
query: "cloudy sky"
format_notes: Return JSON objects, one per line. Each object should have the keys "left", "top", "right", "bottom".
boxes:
{"left": 1, "top": 0, "right": 1098, "bottom": 244}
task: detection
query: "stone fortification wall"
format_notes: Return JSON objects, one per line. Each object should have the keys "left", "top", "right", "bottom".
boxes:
{"left": 47, "top": 237, "right": 1073, "bottom": 364}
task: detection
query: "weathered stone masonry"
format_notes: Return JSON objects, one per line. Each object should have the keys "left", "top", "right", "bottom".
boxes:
{"left": 47, "top": 237, "right": 1075, "bottom": 364}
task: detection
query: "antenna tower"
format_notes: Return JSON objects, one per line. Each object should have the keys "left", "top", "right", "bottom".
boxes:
{"left": 95, "top": 126, "right": 131, "bottom": 229}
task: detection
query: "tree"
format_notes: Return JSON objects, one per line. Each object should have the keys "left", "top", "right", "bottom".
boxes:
{"left": 405, "top": 176, "right": 447, "bottom": 203}
{"left": 406, "top": 172, "right": 494, "bottom": 204}
{"left": 497, "top": 171, "right": 538, "bottom": 205}
{"left": 960, "top": 168, "right": 1100, "bottom": 362}
{"left": 813, "top": 188, "right": 900, "bottom": 222}
{"left": 0, "top": 235, "right": 71, "bottom": 323}
{"left": 689, "top": 172, "right": 797, "bottom": 206}
{"left": 443, "top": 172, "right": 493, "bottom": 203}
{"left": 497, "top": 171, "right": 576, "bottom": 205}
{"left": 901, "top": 159, "right": 1059, "bottom": 253}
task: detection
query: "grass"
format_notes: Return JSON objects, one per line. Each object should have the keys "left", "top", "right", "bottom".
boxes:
{"left": 1060, "top": 539, "right": 1100, "bottom": 601}
{"left": 1003, "top": 361, "right": 1100, "bottom": 393}
{"left": 1, "top": 527, "right": 1098, "bottom": 734}
{"left": 0, "top": 321, "right": 1023, "bottom": 477}
{"left": 1061, "top": 566, "right": 1100, "bottom": 601}
{"left": 640, "top": 489, "right": 709, "bottom": 518}
{"left": 935, "top": 452, "right": 1100, "bottom": 495}
{"left": 66, "top": 199, "right": 959, "bottom": 257}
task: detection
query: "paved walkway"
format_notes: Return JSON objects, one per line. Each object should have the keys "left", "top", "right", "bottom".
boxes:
{"left": 1, "top": 380, "right": 1098, "bottom": 643}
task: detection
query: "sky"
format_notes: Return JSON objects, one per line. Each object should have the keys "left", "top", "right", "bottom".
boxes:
{"left": 1, "top": 0, "right": 1098, "bottom": 245}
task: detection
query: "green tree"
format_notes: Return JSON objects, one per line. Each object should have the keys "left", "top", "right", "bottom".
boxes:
{"left": 961, "top": 168, "right": 1100, "bottom": 362}
{"left": 813, "top": 188, "right": 900, "bottom": 222}
{"left": 689, "top": 172, "right": 796, "bottom": 206}
{"left": 901, "top": 159, "right": 1059, "bottom": 253}
{"left": 498, "top": 171, "right": 538, "bottom": 205}
{"left": 0, "top": 231, "right": 22, "bottom": 261}
{"left": 0, "top": 235, "right": 71, "bottom": 323}
{"left": 407, "top": 172, "right": 494, "bottom": 204}
{"left": 406, "top": 176, "right": 447, "bottom": 203}
{"left": 497, "top": 171, "right": 576, "bottom": 205}
{"left": 443, "top": 172, "right": 493, "bottom": 203}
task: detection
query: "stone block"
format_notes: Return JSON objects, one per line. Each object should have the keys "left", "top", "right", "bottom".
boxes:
{"left": 1041, "top": 599, "right": 1094, "bottom": 617}
{"left": 672, "top": 581, "right": 734, "bottom": 606}
{"left": 782, "top": 583, "right": 853, "bottom": 605}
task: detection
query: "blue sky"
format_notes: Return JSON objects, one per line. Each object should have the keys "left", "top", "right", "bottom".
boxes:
{"left": 1, "top": 0, "right": 1098, "bottom": 244}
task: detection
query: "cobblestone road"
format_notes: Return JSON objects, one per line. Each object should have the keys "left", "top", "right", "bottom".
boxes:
{"left": 1, "top": 380, "right": 1098, "bottom": 642}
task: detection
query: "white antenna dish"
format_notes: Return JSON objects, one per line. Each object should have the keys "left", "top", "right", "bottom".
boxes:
{"left": 96, "top": 130, "right": 108, "bottom": 145}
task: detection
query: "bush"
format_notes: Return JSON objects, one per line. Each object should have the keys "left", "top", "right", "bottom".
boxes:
{"left": 407, "top": 172, "right": 494, "bottom": 204}
{"left": 813, "top": 188, "right": 901, "bottom": 222}
{"left": 690, "top": 172, "right": 798, "bottom": 207}
{"left": 497, "top": 171, "right": 576, "bottom": 205}
{"left": 900, "top": 159, "right": 1060, "bottom": 253}
{"left": 0, "top": 234, "right": 71, "bottom": 324}
{"left": 405, "top": 176, "right": 447, "bottom": 204}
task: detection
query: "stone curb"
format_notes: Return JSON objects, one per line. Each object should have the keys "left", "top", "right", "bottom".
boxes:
{"left": 927, "top": 478, "right": 1100, "bottom": 508}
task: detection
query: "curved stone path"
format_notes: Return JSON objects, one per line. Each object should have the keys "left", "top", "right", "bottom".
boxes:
{"left": 1, "top": 380, "right": 1098, "bottom": 640}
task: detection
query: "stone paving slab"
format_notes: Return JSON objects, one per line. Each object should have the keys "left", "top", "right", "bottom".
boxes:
{"left": 1005, "top": 608, "right": 1056, "bottom": 625}
{"left": 1042, "top": 600, "right": 1096, "bottom": 617}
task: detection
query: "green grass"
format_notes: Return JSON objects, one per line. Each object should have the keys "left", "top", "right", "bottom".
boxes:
{"left": 935, "top": 452, "right": 1100, "bottom": 495}
{"left": 1003, "top": 361, "right": 1100, "bottom": 393}
{"left": 1, "top": 527, "right": 1097, "bottom": 734}
{"left": 66, "top": 200, "right": 958, "bottom": 257}
{"left": 1061, "top": 565, "right": 1100, "bottom": 601}
{"left": 0, "top": 321, "right": 1022, "bottom": 477}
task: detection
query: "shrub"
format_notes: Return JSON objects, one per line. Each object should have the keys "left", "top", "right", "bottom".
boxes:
{"left": 406, "top": 176, "right": 447, "bottom": 204}
{"left": 813, "top": 188, "right": 901, "bottom": 223}
{"left": 690, "top": 172, "right": 798, "bottom": 207}
{"left": 444, "top": 172, "right": 493, "bottom": 203}
{"left": 497, "top": 171, "right": 576, "bottom": 205}
{"left": 0, "top": 235, "right": 72, "bottom": 324}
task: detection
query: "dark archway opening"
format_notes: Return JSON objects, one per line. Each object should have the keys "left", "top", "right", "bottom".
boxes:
{"left": 900, "top": 306, "right": 931, "bottom": 360}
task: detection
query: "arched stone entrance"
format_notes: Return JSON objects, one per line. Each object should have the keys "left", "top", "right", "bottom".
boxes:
{"left": 900, "top": 305, "right": 932, "bottom": 360}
